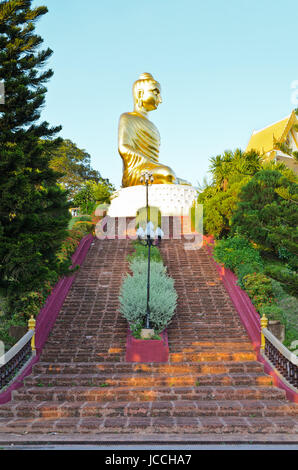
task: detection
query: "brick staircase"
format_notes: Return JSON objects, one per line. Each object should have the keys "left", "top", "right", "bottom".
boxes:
{"left": 0, "top": 237, "right": 297, "bottom": 441}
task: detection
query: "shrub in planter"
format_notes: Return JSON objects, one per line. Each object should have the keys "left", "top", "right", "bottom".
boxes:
{"left": 129, "top": 258, "right": 167, "bottom": 277}
{"left": 119, "top": 267, "right": 177, "bottom": 334}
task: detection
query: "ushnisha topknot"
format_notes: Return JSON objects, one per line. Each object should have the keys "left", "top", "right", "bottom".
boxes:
{"left": 132, "top": 73, "right": 161, "bottom": 103}
{"left": 138, "top": 72, "right": 155, "bottom": 80}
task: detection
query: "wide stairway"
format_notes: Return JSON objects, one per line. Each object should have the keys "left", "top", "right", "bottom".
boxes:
{"left": 0, "top": 237, "right": 297, "bottom": 440}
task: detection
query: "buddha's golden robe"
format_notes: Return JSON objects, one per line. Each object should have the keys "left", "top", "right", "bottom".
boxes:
{"left": 118, "top": 112, "right": 178, "bottom": 187}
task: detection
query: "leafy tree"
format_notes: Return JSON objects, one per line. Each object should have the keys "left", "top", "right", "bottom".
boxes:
{"left": 94, "top": 178, "right": 115, "bottom": 204}
{"left": 73, "top": 179, "right": 115, "bottom": 214}
{"left": 199, "top": 175, "right": 251, "bottom": 238}
{"left": 208, "top": 149, "right": 261, "bottom": 192}
{"left": 231, "top": 169, "right": 298, "bottom": 258}
{"left": 72, "top": 181, "right": 96, "bottom": 214}
{"left": 43, "top": 139, "right": 102, "bottom": 199}
{"left": 198, "top": 149, "right": 262, "bottom": 237}
{"left": 0, "top": 0, "right": 71, "bottom": 314}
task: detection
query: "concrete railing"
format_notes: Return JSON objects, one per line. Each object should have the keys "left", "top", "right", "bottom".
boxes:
{"left": 262, "top": 327, "right": 298, "bottom": 390}
{"left": 0, "top": 329, "right": 35, "bottom": 391}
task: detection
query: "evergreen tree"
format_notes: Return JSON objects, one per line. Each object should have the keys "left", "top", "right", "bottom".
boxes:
{"left": 0, "top": 0, "right": 71, "bottom": 315}
{"left": 231, "top": 170, "right": 298, "bottom": 257}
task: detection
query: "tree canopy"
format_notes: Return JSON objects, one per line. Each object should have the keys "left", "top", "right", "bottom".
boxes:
{"left": 73, "top": 179, "right": 116, "bottom": 214}
{"left": 231, "top": 169, "right": 298, "bottom": 258}
{"left": 198, "top": 149, "right": 262, "bottom": 237}
{"left": 44, "top": 138, "right": 102, "bottom": 199}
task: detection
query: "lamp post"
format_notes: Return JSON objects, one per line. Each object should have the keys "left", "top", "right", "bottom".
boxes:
{"left": 137, "top": 171, "right": 163, "bottom": 332}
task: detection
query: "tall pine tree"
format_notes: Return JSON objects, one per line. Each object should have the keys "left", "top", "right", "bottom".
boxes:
{"left": 0, "top": 0, "right": 71, "bottom": 317}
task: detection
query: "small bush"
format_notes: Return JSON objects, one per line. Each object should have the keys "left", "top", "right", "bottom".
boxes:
{"left": 242, "top": 272, "right": 275, "bottom": 311}
{"left": 129, "top": 258, "right": 167, "bottom": 277}
{"left": 235, "top": 262, "right": 263, "bottom": 289}
{"left": 263, "top": 279, "right": 298, "bottom": 347}
{"left": 258, "top": 304, "right": 284, "bottom": 322}
{"left": 213, "top": 235, "right": 263, "bottom": 273}
{"left": 72, "top": 220, "right": 94, "bottom": 234}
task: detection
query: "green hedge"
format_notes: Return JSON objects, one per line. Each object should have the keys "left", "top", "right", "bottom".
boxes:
{"left": 213, "top": 234, "right": 298, "bottom": 349}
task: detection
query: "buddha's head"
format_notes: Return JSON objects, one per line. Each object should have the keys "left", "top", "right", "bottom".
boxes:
{"left": 133, "top": 73, "right": 162, "bottom": 113}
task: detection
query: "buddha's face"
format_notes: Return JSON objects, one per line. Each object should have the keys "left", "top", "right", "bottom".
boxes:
{"left": 139, "top": 81, "right": 162, "bottom": 112}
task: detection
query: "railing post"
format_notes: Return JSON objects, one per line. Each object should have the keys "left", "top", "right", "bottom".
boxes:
{"left": 28, "top": 315, "right": 36, "bottom": 353}
{"left": 260, "top": 314, "right": 268, "bottom": 351}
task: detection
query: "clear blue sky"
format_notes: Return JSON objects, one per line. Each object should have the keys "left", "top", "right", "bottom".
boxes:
{"left": 32, "top": 0, "right": 298, "bottom": 189}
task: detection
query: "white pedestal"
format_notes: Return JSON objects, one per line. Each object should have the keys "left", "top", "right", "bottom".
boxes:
{"left": 107, "top": 184, "right": 197, "bottom": 217}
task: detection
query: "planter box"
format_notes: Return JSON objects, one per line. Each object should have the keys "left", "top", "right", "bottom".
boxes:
{"left": 126, "top": 329, "right": 169, "bottom": 363}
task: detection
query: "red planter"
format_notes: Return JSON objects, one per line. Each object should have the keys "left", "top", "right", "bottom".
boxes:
{"left": 126, "top": 329, "right": 169, "bottom": 363}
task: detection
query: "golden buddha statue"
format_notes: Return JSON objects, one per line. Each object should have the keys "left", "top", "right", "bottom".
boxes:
{"left": 118, "top": 73, "right": 190, "bottom": 187}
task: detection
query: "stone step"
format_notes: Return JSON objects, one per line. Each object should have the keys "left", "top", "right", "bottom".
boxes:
{"left": 23, "top": 372, "right": 273, "bottom": 389}
{"left": 166, "top": 341, "right": 255, "bottom": 352}
{"left": 1, "top": 415, "right": 297, "bottom": 434}
{"left": 39, "top": 354, "right": 125, "bottom": 363}
{"left": 32, "top": 361, "right": 265, "bottom": 376}
{"left": 40, "top": 352, "right": 258, "bottom": 363}
{"left": 169, "top": 351, "right": 257, "bottom": 362}
{"left": 1, "top": 237, "right": 296, "bottom": 438}
{"left": 169, "top": 332, "right": 250, "bottom": 339}
{"left": 41, "top": 346, "right": 126, "bottom": 354}
{"left": 1, "top": 400, "right": 297, "bottom": 420}
{"left": 41, "top": 344, "right": 254, "bottom": 356}
{"left": 12, "top": 385, "right": 286, "bottom": 403}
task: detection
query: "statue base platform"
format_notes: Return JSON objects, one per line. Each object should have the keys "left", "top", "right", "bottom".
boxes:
{"left": 107, "top": 184, "right": 197, "bottom": 217}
